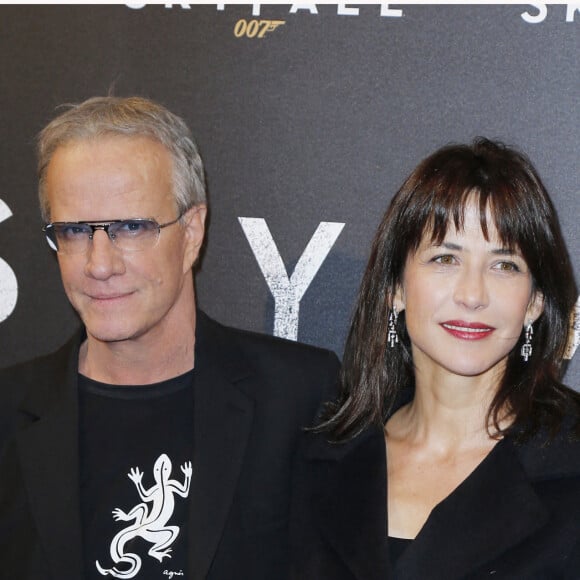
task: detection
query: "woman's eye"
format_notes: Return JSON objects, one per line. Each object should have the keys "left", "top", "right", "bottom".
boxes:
{"left": 494, "top": 261, "right": 520, "bottom": 272}
{"left": 433, "top": 255, "right": 455, "bottom": 265}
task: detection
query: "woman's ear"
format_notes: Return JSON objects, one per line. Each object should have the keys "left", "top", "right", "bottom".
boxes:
{"left": 393, "top": 285, "right": 405, "bottom": 313}
{"left": 526, "top": 290, "right": 544, "bottom": 324}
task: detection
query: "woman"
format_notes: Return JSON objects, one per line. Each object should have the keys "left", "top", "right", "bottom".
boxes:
{"left": 290, "top": 138, "right": 580, "bottom": 579}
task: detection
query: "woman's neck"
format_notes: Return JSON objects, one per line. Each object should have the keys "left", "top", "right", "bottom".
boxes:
{"left": 387, "top": 371, "right": 506, "bottom": 453}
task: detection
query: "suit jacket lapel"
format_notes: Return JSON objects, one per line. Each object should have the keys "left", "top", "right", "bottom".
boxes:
{"left": 188, "top": 312, "right": 255, "bottom": 579}
{"left": 308, "top": 427, "right": 390, "bottom": 580}
{"left": 14, "top": 334, "right": 84, "bottom": 579}
{"left": 396, "top": 437, "right": 548, "bottom": 580}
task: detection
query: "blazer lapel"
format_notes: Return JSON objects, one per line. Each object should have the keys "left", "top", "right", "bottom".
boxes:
{"left": 15, "top": 336, "right": 84, "bottom": 579}
{"left": 188, "top": 313, "right": 255, "bottom": 579}
{"left": 309, "top": 427, "right": 390, "bottom": 580}
{"left": 396, "top": 437, "right": 548, "bottom": 580}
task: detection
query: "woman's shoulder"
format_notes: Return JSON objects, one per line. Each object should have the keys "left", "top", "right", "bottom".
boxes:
{"left": 509, "top": 411, "right": 580, "bottom": 481}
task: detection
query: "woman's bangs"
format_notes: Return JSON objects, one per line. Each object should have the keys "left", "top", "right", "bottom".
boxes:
{"left": 422, "top": 185, "right": 523, "bottom": 253}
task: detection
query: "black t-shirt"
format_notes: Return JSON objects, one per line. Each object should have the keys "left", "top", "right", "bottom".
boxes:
{"left": 79, "top": 370, "right": 194, "bottom": 580}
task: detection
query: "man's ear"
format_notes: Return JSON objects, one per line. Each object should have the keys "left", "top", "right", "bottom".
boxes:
{"left": 526, "top": 290, "right": 544, "bottom": 325}
{"left": 183, "top": 205, "right": 207, "bottom": 271}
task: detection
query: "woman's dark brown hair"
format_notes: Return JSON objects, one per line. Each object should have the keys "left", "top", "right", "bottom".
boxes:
{"left": 320, "top": 138, "right": 579, "bottom": 442}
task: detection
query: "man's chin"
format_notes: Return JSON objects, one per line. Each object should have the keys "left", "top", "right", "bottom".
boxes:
{"left": 84, "top": 325, "right": 139, "bottom": 344}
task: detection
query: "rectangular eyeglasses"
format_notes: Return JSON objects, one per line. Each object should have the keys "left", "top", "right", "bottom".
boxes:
{"left": 42, "top": 215, "right": 183, "bottom": 254}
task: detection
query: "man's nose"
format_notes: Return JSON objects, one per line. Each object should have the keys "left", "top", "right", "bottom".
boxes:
{"left": 83, "top": 229, "right": 125, "bottom": 280}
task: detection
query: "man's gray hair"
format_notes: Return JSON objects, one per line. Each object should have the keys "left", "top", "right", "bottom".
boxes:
{"left": 37, "top": 96, "right": 206, "bottom": 222}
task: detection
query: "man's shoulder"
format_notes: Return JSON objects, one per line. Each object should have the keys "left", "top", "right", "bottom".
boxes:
{"left": 198, "top": 310, "right": 340, "bottom": 370}
{"left": 0, "top": 332, "right": 79, "bottom": 382}
{"left": 0, "top": 331, "right": 80, "bottom": 416}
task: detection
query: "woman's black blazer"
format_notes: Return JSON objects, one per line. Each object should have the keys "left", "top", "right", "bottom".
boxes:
{"left": 290, "top": 420, "right": 580, "bottom": 579}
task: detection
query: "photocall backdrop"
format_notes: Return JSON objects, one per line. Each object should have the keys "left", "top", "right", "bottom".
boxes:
{"left": 0, "top": 4, "right": 578, "bottom": 388}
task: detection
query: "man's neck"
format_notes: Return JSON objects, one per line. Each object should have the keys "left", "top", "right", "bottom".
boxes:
{"left": 78, "top": 312, "right": 197, "bottom": 386}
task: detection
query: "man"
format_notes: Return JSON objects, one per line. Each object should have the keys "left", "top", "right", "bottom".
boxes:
{"left": 0, "top": 96, "right": 339, "bottom": 580}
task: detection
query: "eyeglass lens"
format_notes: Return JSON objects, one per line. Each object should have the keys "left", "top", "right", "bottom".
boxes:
{"left": 46, "top": 219, "right": 160, "bottom": 254}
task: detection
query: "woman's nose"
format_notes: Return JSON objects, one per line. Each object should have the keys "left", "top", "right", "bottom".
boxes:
{"left": 453, "top": 268, "right": 489, "bottom": 310}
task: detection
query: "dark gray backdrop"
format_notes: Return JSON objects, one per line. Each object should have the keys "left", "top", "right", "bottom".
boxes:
{"left": 0, "top": 4, "right": 578, "bottom": 386}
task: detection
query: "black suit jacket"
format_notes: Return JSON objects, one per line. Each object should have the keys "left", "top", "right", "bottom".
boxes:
{"left": 0, "top": 311, "right": 340, "bottom": 580}
{"left": 290, "top": 421, "right": 580, "bottom": 579}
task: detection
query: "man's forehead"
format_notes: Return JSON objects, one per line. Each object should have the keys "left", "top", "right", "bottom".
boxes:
{"left": 53, "top": 133, "right": 168, "bottom": 156}
{"left": 46, "top": 135, "right": 175, "bottom": 214}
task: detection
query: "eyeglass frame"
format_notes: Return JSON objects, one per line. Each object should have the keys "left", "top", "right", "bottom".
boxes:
{"left": 42, "top": 213, "right": 185, "bottom": 254}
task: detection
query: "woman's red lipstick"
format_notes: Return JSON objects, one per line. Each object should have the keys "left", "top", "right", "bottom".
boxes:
{"left": 440, "top": 320, "right": 495, "bottom": 340}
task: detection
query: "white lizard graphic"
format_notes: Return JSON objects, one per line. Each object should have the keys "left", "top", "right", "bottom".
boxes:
{"left": 96, "top": 453, "right": 192, "bottom": 579}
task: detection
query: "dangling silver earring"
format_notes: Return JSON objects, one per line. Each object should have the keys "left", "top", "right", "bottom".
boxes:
{"left": 521, "top": 322, "right": 533, "bottom": 362}
{"left": 388, "top": 306, "right": 399, "bottom": 348}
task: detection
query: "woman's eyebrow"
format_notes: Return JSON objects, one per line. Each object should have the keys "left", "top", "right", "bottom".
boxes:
{"left": 435, "top": 242, "right": 462, "bottom": 250}
{"left": 434, "top": 242, "right": 519, "bottom": 256}
{"left": 490, "top": 248, "right": 518, "bottom": 256}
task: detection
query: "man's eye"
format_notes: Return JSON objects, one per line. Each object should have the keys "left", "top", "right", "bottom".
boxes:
{"left": 59, "top": 225, "right": 89, "bottom": 238}
{"left": 117, "top": 221, "right": 151, "bottom": 236}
